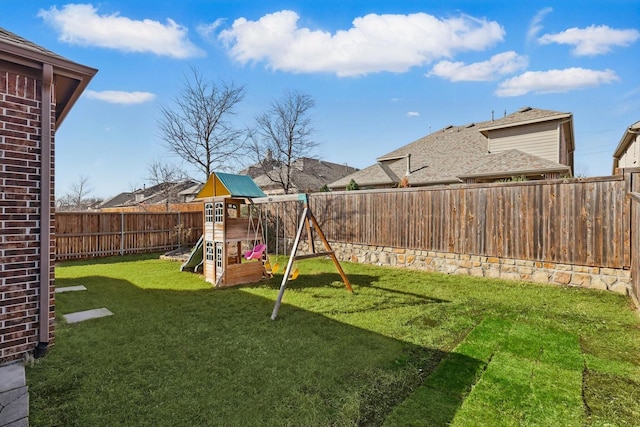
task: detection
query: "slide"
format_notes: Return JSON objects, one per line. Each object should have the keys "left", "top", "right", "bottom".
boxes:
{"left": 180, "top": 235, "right": 204, "bottom": 273}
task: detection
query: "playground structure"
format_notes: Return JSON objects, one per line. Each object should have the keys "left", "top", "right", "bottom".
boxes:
{"left": 186, "top": 172, "right": 352, "bottom": 319}
{"left": 189, "top": 172, "right": 268, "bottom": 287}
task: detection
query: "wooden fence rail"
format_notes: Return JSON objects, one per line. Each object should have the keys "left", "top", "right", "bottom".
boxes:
{"left": 307, "top": 175, "right": 633, "bottom": 270}
{"left": 56, "top": 211, "right": 203, "bottom": 261}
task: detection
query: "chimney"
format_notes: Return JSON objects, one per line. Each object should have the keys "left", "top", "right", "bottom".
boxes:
{"left": 406, "top": 153, "right": 411, "bottom": 175}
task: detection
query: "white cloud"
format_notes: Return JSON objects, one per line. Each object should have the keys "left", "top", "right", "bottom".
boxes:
{"left": 538, "top": 25, "right": 640, "bottom": 56}
{"left": 429, "top": 51, "right": 528, "bottom": 82}
{"left": 219, "top": 10, "right": 505, "bottom": 76}
{"left": 407, "top": 112, "right": 420, "bottom": 117}
{"left": 38, "top": 4, "right": 203, "bottom": 58}
{"left": 197, "top": 19, "right": 225, "bottom": 39}
{"left": 85, "top": 90, "right": 156, "bottom": 104}
{"left": 495, "top": 68, "right": 619, "bottom": 97}
{"left": 526, "top": 7, "right": 552, "bottom": 42}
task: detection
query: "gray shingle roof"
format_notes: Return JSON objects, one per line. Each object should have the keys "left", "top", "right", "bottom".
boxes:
{"left": 0, "top": 27, "right": 67, "bottom": 60}
{"left": 478, "top": 106, "right": 571, "bottom": 133}
{"left": 460, "top": 149, "right": 570, "bottom": 179}
{"left": 329, "top": 107, "right": 571, "bottom": 189}
{"left": 247, "top": 157, "right": 358, "bottom": 193}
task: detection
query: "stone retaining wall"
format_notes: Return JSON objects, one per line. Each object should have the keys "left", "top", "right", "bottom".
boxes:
{"left": 299, "top": 241, "right": 632, "bottom": 295}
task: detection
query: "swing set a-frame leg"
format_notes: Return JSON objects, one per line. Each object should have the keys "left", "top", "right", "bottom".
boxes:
{"left": 308, "top": 210, "right": 352, "bottom": 292}
{"left": 271, "top": 207, "right": 308, "bottom": 320}
{"left": 270, "top": 205, "right": 352, "bottom": 320}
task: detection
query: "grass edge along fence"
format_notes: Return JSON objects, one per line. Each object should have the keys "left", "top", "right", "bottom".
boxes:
{"left": 306, "top": 171, "right": 640, "bottom": 305}
{"left": 55, "top": 211, "right": 203, "bottom": 261}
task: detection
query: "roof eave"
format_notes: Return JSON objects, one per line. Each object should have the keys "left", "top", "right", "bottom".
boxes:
{"left": 409, "top": 178, "right": 462, "bottom": 186}
{"left": 478, "top": 113, "right": 572, "bottom": 136}
{"left": 0, "top": 40, "right": 98, "bottom": 127}
{"left": 459, "top": 166, "right": 570, "bottom": 180}
{"left": 613, "top": 121, "right": 640, "bottom": 159}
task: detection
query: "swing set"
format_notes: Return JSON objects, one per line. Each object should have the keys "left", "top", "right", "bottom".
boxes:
{"left": 252, "top": 193, "right": 353, "bottom": 320}
{"left": 191, "top": 172, "right": 352, "bottom": 319}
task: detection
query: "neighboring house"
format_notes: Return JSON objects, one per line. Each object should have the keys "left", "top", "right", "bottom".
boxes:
{"left": 1, "top": 28, "right": 96, "bottom": 363}
{"left": 96, "top": 180, "right": 202, "bottom": 210}
{"left": 612, "top": 120, "right": 640, "bottom": 173}
{"left": 241, "top": 155, "right": 358, "bottom": 195}
{"left": 329, "top": 107, "right": 574, "bottom": 190}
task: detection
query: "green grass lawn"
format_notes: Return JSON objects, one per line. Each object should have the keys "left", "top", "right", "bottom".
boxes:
{"left": 27, "top": 254, "right": 640, "bottom": 426}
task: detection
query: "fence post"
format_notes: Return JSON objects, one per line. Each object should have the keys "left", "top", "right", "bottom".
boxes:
{"left": 177, "top": 211, "right": 181, "bottom": 248}
{"left": 120, "top": 212, "right": 124, "bottom": 256}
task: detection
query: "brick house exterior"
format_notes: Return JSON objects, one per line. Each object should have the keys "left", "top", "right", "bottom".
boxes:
{"left": 1, "top": 28, "right": 96, "bottom": 364}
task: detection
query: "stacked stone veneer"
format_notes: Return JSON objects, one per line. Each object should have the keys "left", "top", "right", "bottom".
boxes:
{"left": 0, "top": 70, "right": 55, "bottom": 364}
{"left": 299, "top": 241, "right": 632, "bottom": 295}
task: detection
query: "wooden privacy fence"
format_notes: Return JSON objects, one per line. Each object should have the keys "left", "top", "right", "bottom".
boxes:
{"left": 56, "top": 211, "right": 203, "bottom": 260}
{"left": 308, "top": 174, "right": 635, "bottom": 270}
{"left": 629, "top": 192, "right": 640, "bottom": 303}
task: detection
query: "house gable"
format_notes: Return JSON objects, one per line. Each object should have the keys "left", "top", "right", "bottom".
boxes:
{"left": 479, "top": 107, "right": 574, "bottom": 172}
{"left": 486, "top": 120, "right": 561, "bottom": 163}
{"left": 613, "top": 121, "right": 640, "bottom": 173}
{"left": 329, "top": 107, "right": 575, "bottom": 190}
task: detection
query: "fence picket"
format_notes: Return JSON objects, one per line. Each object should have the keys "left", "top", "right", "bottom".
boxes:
{"left": 56, "top": 211, "right": 203, "bottom": 260}
{"left": 309, "top": 176, "right": 630, "bottom": 269}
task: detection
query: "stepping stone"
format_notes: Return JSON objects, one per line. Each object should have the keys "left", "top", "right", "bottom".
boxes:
{"left": 0, "top": 364, "right": 25, "bottom": 394}
{"left": 64, "top": 308, "right": 113, "bottom": 324}
{"left": 56, "top": 285, "right": 87, "bottom": 293}
{"left": 0, "top": 364, "right": 28, "bottom": 427}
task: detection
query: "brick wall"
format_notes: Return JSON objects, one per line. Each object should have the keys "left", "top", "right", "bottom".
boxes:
{"left": 0, "top": 70, "right": 55, "bottom": 364}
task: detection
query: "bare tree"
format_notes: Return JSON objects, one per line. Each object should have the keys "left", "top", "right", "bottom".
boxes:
{"left": 158, "top": 67, "right": 246, "bottom": 182}
{"left": 57, "top": 175, "right": 94, "bottom": 210}
{"left": 146, "top": 160, "right": 188, "bottom": 211}
{"left": 249, "top": 90, "right": 317, "bottom": 194}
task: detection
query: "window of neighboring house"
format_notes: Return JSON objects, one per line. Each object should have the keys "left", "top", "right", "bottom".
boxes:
{"left": 214, "top": 202, "right": 224, "bottom": 223}
{"left": 204, "top": 203, "right": 214, "bottom": 223}
{"left": 205, "top": 240, "right": 214, "bottom": 261}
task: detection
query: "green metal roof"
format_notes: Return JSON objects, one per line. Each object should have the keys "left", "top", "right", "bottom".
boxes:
{"left": 217, "top": 172, "right": 266, "bottom": 197}
{"left": 196, "top": 172, "right": 266, "bottom": 199}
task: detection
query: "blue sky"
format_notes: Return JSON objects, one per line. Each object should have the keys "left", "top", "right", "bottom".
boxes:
{"left": 2, "top": 1, "right": 639, "bottom": 198}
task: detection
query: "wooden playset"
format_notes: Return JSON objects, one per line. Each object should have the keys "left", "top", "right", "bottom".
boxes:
{"left": 188, "top": 172, "right": 352, "bottom": 319}
{"left": 193, "top": 172, "right": 269, "bottom": 287}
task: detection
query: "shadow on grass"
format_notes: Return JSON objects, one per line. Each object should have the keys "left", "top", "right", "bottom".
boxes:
{"left": 254, "top": 272, "right": 451, "bottom": 318}
{"left": 33, "top": 274, "right": 479, "bottom": 427}
{"left": 57, "top": 252, "right": 162, "bottom": 266}
{"left": 384, "top": 352, "right": 489, "bottom": 426}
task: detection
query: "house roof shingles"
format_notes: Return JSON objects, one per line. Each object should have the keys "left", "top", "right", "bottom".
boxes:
{"left": 330, "top": 107, "right": 572, "bottom": 189}
{"left": 0, "top": 27, "right": 68, "bottom": 60}
{"left": 246, "top": 157, "right": 358, "bottom": 193}
{"left": 460, "top": 149, "right": 570, "bottom": 179}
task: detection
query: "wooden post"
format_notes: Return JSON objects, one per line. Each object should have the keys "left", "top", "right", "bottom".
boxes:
{"left": 308, "top": 210, "right": 353, "bottom": 292}
{"left": 271, "top": 203, "right": 353, "bottom": 320}
{"left": 271, "top": 207, "right": 309, "bottom": 320}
